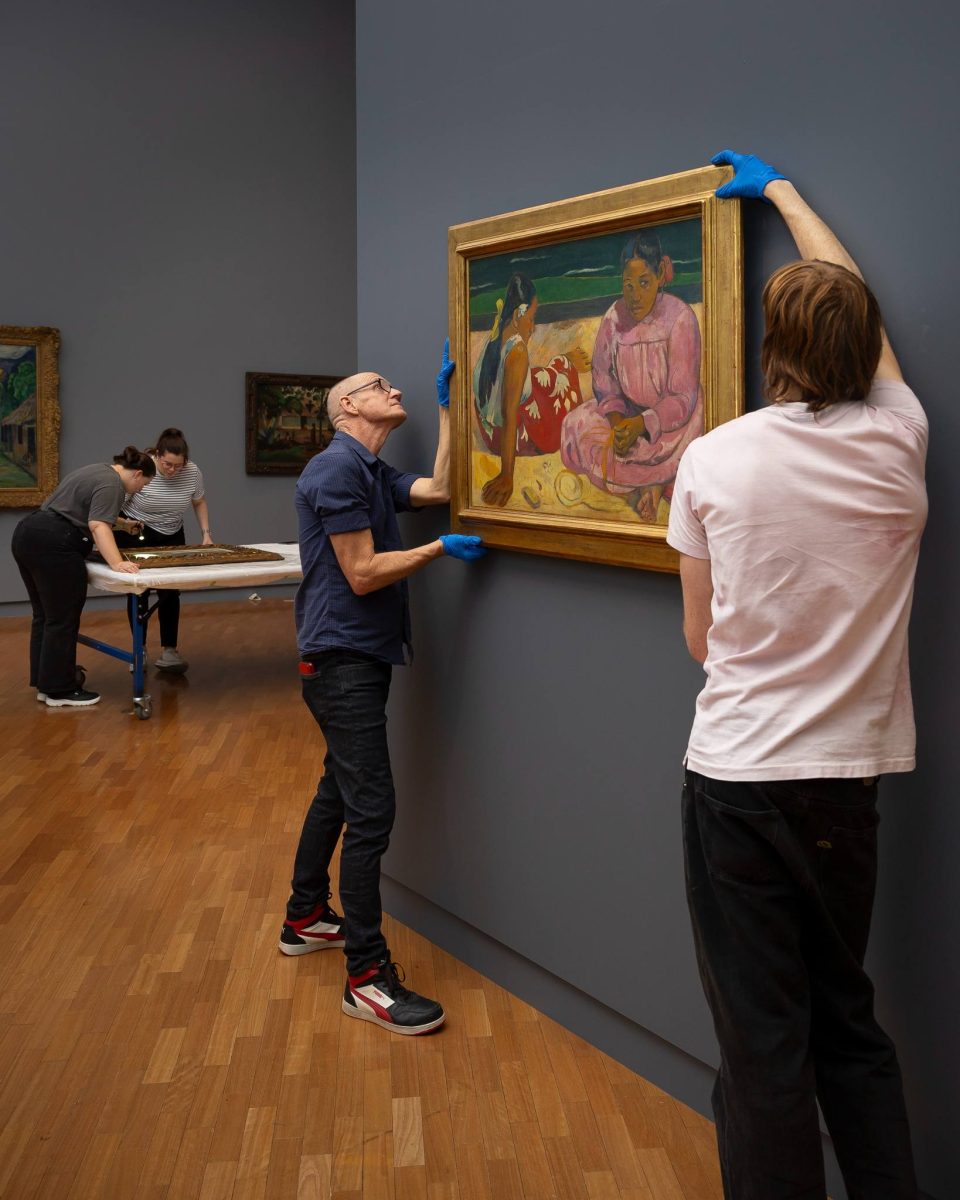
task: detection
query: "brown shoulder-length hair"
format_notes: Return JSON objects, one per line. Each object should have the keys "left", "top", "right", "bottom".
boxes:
{"left": 761, "top": 260, "right": 882, "bottom": 413}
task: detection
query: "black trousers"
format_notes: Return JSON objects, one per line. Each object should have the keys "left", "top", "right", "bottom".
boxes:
{"left": 114, "top": 524, "right": 185, "bottom": 647}
{"left": 682, "top": 769, "right": 918, "bottom": 1200}
{"left": 286, "top": 649, "right": 395, "bottom": 974}
{"left": 12, "top": 510, "right": 93, "bottom": 693}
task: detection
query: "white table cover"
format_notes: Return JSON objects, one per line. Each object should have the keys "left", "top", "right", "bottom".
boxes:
{"left": 86, "top": 543, "right": 302, "bottom": 595}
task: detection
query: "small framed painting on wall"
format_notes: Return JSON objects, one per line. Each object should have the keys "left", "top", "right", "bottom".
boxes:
{"left": 0, "top": 325, "right": 61, "bottom": 508}
{"left": 245, "top": 371, "right": 342, "bottom": 475}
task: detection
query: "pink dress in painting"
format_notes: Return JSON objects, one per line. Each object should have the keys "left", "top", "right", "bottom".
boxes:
{"left": 560, "top": 291, "right": 703, "bottom": 497}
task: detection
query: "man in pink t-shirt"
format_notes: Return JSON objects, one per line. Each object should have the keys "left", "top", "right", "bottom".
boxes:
{"left": 666, "top": 152, "right": 926, "bottom": 1200}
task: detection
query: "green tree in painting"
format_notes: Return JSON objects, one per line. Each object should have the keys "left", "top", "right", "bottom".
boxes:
{"left": 258, "top": 387, "right": 303, "bottom": 446}
{"left": 300, "top": 394, "right": 326, "bottom": 445}
{"left": 10, "top": 361, "right": 36, "bottom": 406}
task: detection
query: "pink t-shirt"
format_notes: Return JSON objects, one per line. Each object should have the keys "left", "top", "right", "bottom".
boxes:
{"left": 667, "top": 379, "right": 928, "bottom": 781}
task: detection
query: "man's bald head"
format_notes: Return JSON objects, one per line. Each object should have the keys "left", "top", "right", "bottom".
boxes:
{"left": 327, "top": 372, "right": 377, "bottom": 428}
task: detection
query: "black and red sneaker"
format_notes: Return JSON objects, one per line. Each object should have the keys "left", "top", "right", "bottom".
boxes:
{"left": 342, "top": 959, "right": 445, "bottom": 1035}
{"left": 278, "top": 903, "right": 345, "bottom": 956}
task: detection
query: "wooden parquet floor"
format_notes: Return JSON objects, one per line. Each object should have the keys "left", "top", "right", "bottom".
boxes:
{"left": 0, "top": 598, "right": 723, "bottom": 1199}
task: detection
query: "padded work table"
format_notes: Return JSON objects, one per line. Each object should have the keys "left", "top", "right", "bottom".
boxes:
{"left": 81, "top": 542, "right": 302, "bottom": 719}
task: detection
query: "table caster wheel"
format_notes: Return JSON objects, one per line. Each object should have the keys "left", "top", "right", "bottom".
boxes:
{"left": 134, "top": 699, "right": 152, "bottom": 720}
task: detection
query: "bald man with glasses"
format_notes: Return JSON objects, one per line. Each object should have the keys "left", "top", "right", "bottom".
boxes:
{"left": 279, "top": 346, "right": 484, "bottom": 1036}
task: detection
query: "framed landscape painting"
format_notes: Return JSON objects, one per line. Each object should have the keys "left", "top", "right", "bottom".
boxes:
{"left": 0, "top": 325, "right": 60, "bottom": 508}
{"left": 245, "top": 371, "right": 342, "bottom": 475}
{"left": 448, "top": 164, "right": 743, "bottom": 571}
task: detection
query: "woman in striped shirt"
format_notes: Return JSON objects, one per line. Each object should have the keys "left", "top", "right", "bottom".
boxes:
{"left": 115, "top": 427, "right": 214, "bottom": 673}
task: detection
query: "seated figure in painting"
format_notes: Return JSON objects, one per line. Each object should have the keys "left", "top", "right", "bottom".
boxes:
{"left": 559, "top": 231, "right": 703, "bottom": 522}
{"left": 474, "top": 273, "right": 589, "bottom": 506}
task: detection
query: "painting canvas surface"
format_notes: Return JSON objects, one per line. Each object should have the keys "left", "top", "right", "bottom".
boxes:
{"left": 468, "top": 217, "right": 703, "bottom": 527}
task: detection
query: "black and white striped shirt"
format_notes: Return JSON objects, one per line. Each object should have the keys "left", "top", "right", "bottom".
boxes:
{"left": 122, "top": 460, "right": 205, "bottom": 535}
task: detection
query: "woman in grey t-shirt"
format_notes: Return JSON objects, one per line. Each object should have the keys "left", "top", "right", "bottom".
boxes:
{"left": 11, "top": 446, "right": 155, "bottom": 707}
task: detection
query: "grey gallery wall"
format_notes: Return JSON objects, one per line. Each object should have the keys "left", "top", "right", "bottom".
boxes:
{"left": 0, "top": 0, "right": 357, "bottom": 606}
{"left": 2, "top": 0, "right": 956, "bottom": 1194}
{"left": 355, "top": 1, "right": 959, "bottom": 1196}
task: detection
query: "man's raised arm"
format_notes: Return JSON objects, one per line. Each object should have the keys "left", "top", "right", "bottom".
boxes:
{"left": 712, "top": 150, "right": 903, "bottom": 382}
{"left": 410, "top": 339, "right": 454, "bottom": 505}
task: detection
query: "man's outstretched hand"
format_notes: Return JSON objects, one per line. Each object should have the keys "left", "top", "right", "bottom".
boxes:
{"left": 439, "top": 534, "right": 486, "bottom": 561}
{"left": 712, "top": 150, "right": 786, "bottom": 202}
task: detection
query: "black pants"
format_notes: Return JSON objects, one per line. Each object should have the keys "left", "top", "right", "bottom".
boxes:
{"left": 12, "top": 510, "right": 93, "bottom": 693}
{"left": 286, "top": 650, "right": 395, "bottom": 974}
{"left": 682, "top": 770, "right": 918, "bottom": 1200}
{"left": 114, "top": 524, "right": 185, "bottom": 647}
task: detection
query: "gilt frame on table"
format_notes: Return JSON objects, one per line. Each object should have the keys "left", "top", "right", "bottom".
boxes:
{"left": 118, "top": 543, "right": 284, "bottom": 569}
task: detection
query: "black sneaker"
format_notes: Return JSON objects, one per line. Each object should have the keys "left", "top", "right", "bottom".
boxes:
{"left": 38, "top": 665, "right": 86, "bottom": 702}
{"left": 278, "top": 903, "right": 345, "bottom": 955}
{"left": 45, "top": 688, "right": 101, "bottom": 708}
{"left": 342, "top": 959, "right": 445, "bottom": 1035}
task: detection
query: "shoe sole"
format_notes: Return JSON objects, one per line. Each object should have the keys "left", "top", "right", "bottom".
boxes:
{"left": 36, "top": 693, "right": 47, "bottom": 702}
{"left": 278, "top": 936, "right": 345, "bottom": 956}
{"left": 155, "top": 663, "right": 189, "bottom": 674}
{"left": 341, "top": 997, "right": 445, "bottom": 1036}
{"left": 45, "top": 696, "right": 101, "bottom": 707}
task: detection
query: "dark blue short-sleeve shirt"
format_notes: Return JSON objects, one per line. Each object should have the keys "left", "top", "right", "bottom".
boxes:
{"left": 294, "top": 431, "right": 422, "bottom": 665}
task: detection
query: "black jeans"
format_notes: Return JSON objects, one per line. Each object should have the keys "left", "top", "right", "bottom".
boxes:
{"left": 287, "top": 649, "right": 395, "bottom": 974}
{"left": 682, "top": 770, "right": 917, "bottom": 1200}
{"left": 114, "top": 524, "right": 185, "bottom": 647}
{"left": 12, "top": 510, "right": 93, "bottom": 693}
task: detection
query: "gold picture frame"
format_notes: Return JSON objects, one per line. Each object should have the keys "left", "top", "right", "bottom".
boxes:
{"left": 0, "top": 325, "right": 61, "bottom": 508}
{"left": 118, "top": 543, "right": 284, "bottom": 569}
{"left": 448, "top": 165, "right": 742, "bottom": 571}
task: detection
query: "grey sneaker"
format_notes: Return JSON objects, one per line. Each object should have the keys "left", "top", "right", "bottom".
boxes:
{"left": 154, "top": 647, "right": 189, "bottom": 673}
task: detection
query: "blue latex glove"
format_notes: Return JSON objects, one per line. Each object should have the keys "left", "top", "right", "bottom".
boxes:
{"left": 439, "top": 534, "right": 486, "bottom": 561}
{"left": 711, "top": 149, "right": 786, "bottom": 203}
{"left": 436, "top": 338, "right": 455, "bottom": 408}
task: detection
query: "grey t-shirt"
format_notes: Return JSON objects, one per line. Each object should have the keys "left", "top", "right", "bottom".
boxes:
{"left": 43, "top": 463, "right": 125, "bottom": 530}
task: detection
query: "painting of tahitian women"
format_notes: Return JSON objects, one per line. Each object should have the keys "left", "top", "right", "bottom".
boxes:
{"left": 448, "top": 165, "right": 743, "bottom": 571}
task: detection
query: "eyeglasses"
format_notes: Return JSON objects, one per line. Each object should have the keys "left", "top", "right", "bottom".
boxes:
{"left": 344, "top": 376, "right": 393, "bottom": 399}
